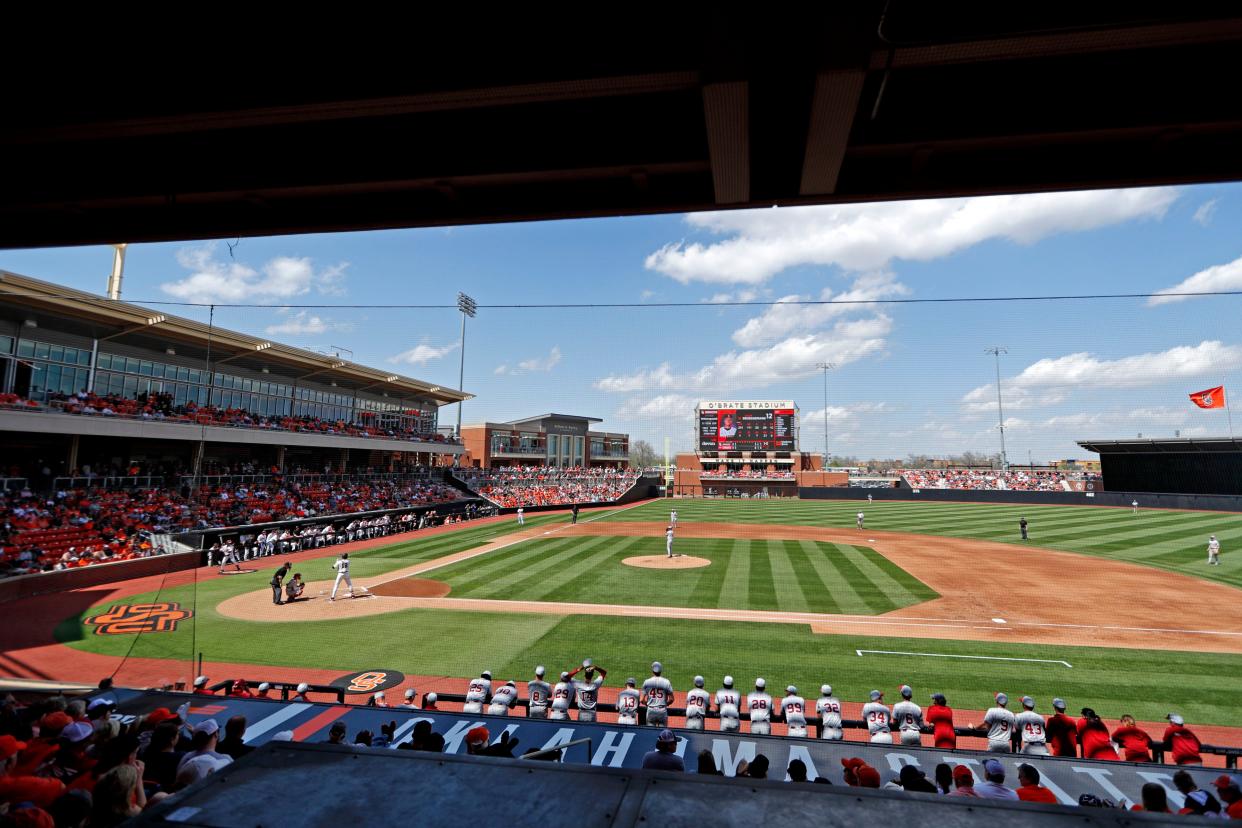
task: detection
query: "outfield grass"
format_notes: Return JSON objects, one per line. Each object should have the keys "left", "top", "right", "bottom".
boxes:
{"left": 423, "top": 536, "right": 936, "bottom": 614}
{"left": 609, "top": 499, "right": 1242, "bottom": 588}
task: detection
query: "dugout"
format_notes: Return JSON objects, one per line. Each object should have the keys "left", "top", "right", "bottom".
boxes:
{"left": 1078, "top": 437, "right": 1242, "bottom": 496}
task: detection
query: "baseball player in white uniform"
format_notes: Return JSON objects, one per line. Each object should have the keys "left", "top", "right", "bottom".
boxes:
{"left": 617, "top": 678, "right": 641, "bottom": 726}
{"left": 747, "top": 678, "right": 773, "bottom": 736}
{"left": 856, "top": 511, "right": 865, "bottom": 529}
{"left": 549, "top": 672, "right": 573, "bottom": 721}
{"left": 665, "top": 526, "right": 674, "bottom": 558}
{"left": 527, "top": 666, "right": 551, "bottom": 719}
{"left": 488, "top": 681, "right": 519, "bottom": 717}
{"left": 868, "top": 493, "right": 873, "bottom": 504}
{"left": 978, "top": 692, "right": 1016, "bottom": 753}
{"left": 715, "top": 676, "right": 741, "bottom": 733}
{"left": 684, "top": 676, "right": 710, "bottom": 731}
{"left": 780, "top": 686, "right": 808, "bottom": 738}
{"left": 1014, "top": 696, "right": 1048, "bottom": 755}
{"left": 862, "top": 690, "right": 893, "bottom": 744}
{"left": 816, "top": 685, "right": 843, "bottom": 740}
{"left": 217, "top": 541, "right": 242, "bottom": 574}
{"left": 892, "top": 685, "right": 924, "bottom": 746}
{"left": 463, "top": 670, "right": 493, "bottom": 715}
{"left": 568, "top": 659, "right": 606, "bottom": 723}
{"left": 329, "top": 552, "right": 353, "bottom": 600}
{"left": 670, "top": 510, "right": 678, "bottom": 528}
{"left": 1132, "top": 499, "right": 1139, "bottom": 514}
{"left": 641, "top": 662, "right": 673, "bottom": 727}
{"left": 1208, "top": 535, "right": 1221, "bottom": 565}
{"left": 516, "top": 506, "right": 524, "bottom": 525}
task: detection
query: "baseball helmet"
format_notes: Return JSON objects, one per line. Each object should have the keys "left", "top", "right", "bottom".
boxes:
{"left": 694, "top": 675, "right": 704, "bottom": 688}
{"left": 651, "top": 661, "right": 662, "bottom": 674}
{"left": 535, "top": 665, "right": 545, "bottom": 678}
{"left": 821, "top": 684, "right": 832, "bottom": 695}
{"left": 755, "top": 677, "right": 766, "bottom": 689}
{"left": 899, "top": 685, "right": 913, "bottom": 698}
{"left": 869, "top": 689, "right": 883, "bottom": 701}
{"left": 723, "top": 675, "right": 734, "bottom": 687}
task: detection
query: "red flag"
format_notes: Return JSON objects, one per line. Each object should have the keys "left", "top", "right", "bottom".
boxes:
{"left": 1189, "top": 386, "right": 1226, "bottom": 409}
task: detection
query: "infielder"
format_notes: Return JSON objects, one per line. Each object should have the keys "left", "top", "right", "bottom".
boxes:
{"left": 550, "top": 672, "right": 573, "bottom": 721}
{"left": 670, "top": 509, "right": 678, "bottom": 528}
{"left": 715, "top": 676, "right": 742, "bottom": 733}
{"left": 329, "top": 552, "right": 353, "bottom": 600}
{"left": 463, "top": 670, "right": 493, "bottom": 715}
{"left": 780, "top": 686, "right": 808, "bottom": 738}
{"left": 1208, "top": 534, "right": 1221, "bottom": 565}
{"left": 617, "top": 678, "right": 641, "bottom": 726}
{"left": 856, "top": 511, "right": 865, "bottom": 529}
{"left": 892, "top": 685, "right": 924, "bottom": 747}
{"left": 977, "top": 692, "right": 1016, "bottom": 753}
{"left": 488, "top": 680, "right": 519, "bottom": 717}
{"left": 1015, "top": 696, "right": 1048, "bottom": 755}
{"left": 684, "top": 676, "right": 710, "bottom": 731}
{"left": 641, "top": 662, "right": 673, "bottom": 727}
{"left": 527, "top": 666, "right": 551, "bottom": 719}
{"left": 567, "top": 659, "right": 606, "bottom": 723}
{"left": 816, "top": 685, "right": 843, "bottom": 741}
{"left": 747, "top": 678, "right": 773, "bottom": 736}
{"left": 665, "top": 526, "right": 674, "bottom": 558}
{"left": 862, "top": 690, "right": 893, "bottom": 744}
{"left": 516, "top": 506, "right": 524, "bottom": 526}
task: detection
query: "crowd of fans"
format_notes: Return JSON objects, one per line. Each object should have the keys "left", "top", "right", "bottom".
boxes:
{"left": 700, "top": 468, "right": 795, "bottom": 480}
{"left": 900, "top": 468, "right": 1093, "bottom": 491}
{"left": 456, "top": 466, "right": 640, "bottom": 508}
{"left": 0, "top": 391, "right": 460, "bottom": 445}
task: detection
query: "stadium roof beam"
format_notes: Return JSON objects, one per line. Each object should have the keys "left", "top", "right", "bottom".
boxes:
{"left": 702, "top": 81, "right": 750, "bottom": 204}
{"left": 799, "top": 71, "right": 865, "bottom": 196}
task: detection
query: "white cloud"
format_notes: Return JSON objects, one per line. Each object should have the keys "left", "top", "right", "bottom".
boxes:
{"left": 703, "top": 289, "right": 763, "bottom": 304}
{"left": 640, "top": 290, "right": 656, "bottom": 301}
{"left": 615, "top": 394, "right": 699, "bottom": 420}
{"left": 1148, "top": 254, "right": 1242, "bottom": 305}
{"left": 517, "top": 346, "right": 562, "bottom": 373}
{"left": 962, "top": 341, "right": 1242, "bottom": 411}
{"left": 161, "top": 243, "right": 350, "bottom": 304}
{"left": 264, "top": 310, "right": 353, "bottom": 336}
{"left": 730, "top": 272, "right": 908, "bottom": 347}
{"left": 1193, "top": 198, "right": 1219, "bottom": 226}
{"left": 494, "top": 364, "right": 510, "bottom": 375}
{"left": 595, "top": 316, "right": 891, "bottom": 393}
{"left": 389, "top": 340, "right": 459, "bottom": 366}
{"left": 646, "top": 187, "right": 1177, "bottom": 284}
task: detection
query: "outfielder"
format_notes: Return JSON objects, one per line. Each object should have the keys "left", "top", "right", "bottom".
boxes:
{"left": 665, "top": 526, "right": 674, "bottom": 558}
{"left": 488, "top": 681, "right": 519, "bottom": 717}
{"left": 892, "top": 685, "right": 924, "bottom": 747}
{"left": 715, "top": 676, "right": 742, "bottom": 733}
{"left": 978, "top": 692, "right": 1016, "bottom": 753}
{"left": 862, "top": 690, "right": 893, "bottom": 744}
{"left": 527, "top": 666, "right": 551, "bottom": 719}
{"left": 516, "top": 506, "right": 524, "bottom": 526}
{"left": 617, "top": 678, "right": 641, "bottom": 726}
{"left": 867, "top": 493, "right": 874, "bottom": 504}
{"left": 1132, "top": 499, "right": 1139, "bottom": 515}
{"left": 670, "top": 509, "right": 678, "bottom": 528}
{"left": 550, "top": 672, "right": 573, "bottom": 720}
{"left": 1015, "top": 696, "right": 1048, "bottom": 755}
{"left": 816, "top": 685, "right": 843, "bottom": 741}
{"left": 1208, "top": 535, "right": 1221, "bottom": 565}
{"left": 780, "top": 686, "right": 808, "bottom": 738}
{"left": 747, "top": 678, "right": 773, "bottom": 736}
{"left": 856, "top": 511, "right": 865, "bottom": 529}
{"left": 641, "top": 662, "right": 673, "bottom": 727}
{"left": 568, "top": 659, "right": 606, "bottom": 723}
{"left": 463, "top": 670, "right": 493, "bottom": 715}
{"left": 329, "top": 552, "right": 353, "bottom": 600}
{"left": 684, "top": 676, "right": 710, "bottom": 731}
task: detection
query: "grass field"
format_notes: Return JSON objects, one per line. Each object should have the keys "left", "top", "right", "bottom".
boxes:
{"left": 55, "top": 498, "right": 1242, "bottom": 725}
{"left": 423, "top": 536, "right": 937, "bottom": 614}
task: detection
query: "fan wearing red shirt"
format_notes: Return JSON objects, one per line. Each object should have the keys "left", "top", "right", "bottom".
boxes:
{"left": 1212, "top": 775, "right": 1242, "bottom": 819}
{"left": 1015, "top": 764, "right": 1059, "bottom": 805}
{"left": 0, "top": 735, "right": 65, "bottom": 809}
{"left": 1044, "top": 698, "right": 1078, "bottom": 757}
{"left": 1076, "top": 708, "right": 1119, "bottom": 761}
{"left": 1162, "top": 713, "right": 1202, "bottom": 765}
{"left": 1110, "top": 714, "right": 1152, "bottom": 762}
{"left": 926, "top": 692, "right": 956, "bottom": 749}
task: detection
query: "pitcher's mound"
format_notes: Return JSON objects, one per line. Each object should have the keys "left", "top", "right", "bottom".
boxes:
{"left": 622, "top": 555, "right": 711, "bottom": 570}
{"left": 368, "top": 578, "right": 452, "bottom": 598}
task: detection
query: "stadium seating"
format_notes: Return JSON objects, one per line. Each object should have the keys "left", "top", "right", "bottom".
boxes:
{"left": 456, "top": 466, "right": 640, "bottom": 507}
{"left": 900, "top": 469, "right": 1095, "bottom": 492}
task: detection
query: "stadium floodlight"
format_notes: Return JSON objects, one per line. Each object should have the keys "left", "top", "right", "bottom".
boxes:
{"left": 815, "top": 362, "right": 835, "bottom": 466}
{"left": 985, "top": 346, "right": 1009, "bottom": 471}
{"left": 455, "top": 293, "right": 477, "bottom": 440}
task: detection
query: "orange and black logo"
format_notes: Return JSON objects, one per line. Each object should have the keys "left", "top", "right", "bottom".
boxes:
{"left": 85, "top": 603, "right": 193, "bottom": 635}
{"left": 330, "top": 669, "right": 406, "bottom": 695}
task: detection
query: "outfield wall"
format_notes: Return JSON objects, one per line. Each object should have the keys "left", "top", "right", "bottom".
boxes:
{"left": 799, "top": 486, "right": 1242, "bottom": 512}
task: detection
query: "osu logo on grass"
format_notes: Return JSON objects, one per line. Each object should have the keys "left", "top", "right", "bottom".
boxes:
{"left": 85, "top": 603, "right": 193, "bottom": 635}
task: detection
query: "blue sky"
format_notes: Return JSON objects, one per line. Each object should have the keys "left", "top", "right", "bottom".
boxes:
{"left": 4, "top": 183, "right": 1242, "bottom": 462}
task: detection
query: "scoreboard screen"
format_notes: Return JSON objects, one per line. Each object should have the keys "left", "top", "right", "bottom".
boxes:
{"left": 698, "top": 401, "right": 796, "bottom": 451}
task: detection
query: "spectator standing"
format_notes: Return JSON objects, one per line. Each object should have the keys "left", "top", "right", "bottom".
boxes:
{"left": 1015, "top": 764, "right": 1058, "bottom": 804}
{"left": 1045, "top": 698, "right": 1078, "bottom": 757}
{"left": 1163, "top": 713, "right": 1203, "bottom": 765}
{"left": 1110, "top": 714, "right": 1152, "bottom": 762}
{"left": 641, "top": 730, "right": 685, "bottom": 772}
{"left": 926, "top": 693, "right": 956, "bottom": 749}
{"left": 1076, "top": 708, "right": 1119, "bottom": 761}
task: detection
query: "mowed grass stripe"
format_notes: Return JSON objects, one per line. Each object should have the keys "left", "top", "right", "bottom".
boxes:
{"left": 747, "top": 541, "right": 779, "bottom": 611}
{"left": 433, "top": 537, "right": 581, "bottom": 592}
{"left": 845, "top": 545, "right": 934, "bottom": 608}
{"left": 687, "top": 539, "right": 730, "bottom": 608}
{"left": 541, "top": 537, "right": 646, "bottom": 602}
{"left": 767, "top": 540, "right": 810, "bottom": 613}
{"left": 455, "top": 536, "right": 615, "bottom": 598}
{"left": 817, "top": 544, "right": 895, "bottom": 614}
{"left": 786, "top": 541, "right": 841, "bottom": 615}
{"left": 793, "top": 541, "right": 843, "bottom": 615}
{"left": 718, "top": 540, "right": 752, "bottom": 609}
{"left": 809, "top": 545, "right": 876, "bottom": 615}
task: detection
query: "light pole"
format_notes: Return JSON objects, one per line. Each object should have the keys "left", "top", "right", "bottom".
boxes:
{"left": 455, "top": 292, "right": 476, "bottom": 438}
{"left": 984, "top": 346, "right": 1008, "bottom": 471}
{"left": 815, "top": 362, "right": 835, "bottom": 467}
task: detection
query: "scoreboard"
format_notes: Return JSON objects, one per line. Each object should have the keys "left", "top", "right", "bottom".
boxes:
{"left": 698, "top": 400, "right": 797, "bottom": 451}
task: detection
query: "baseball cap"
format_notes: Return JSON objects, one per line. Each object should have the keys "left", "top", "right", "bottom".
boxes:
{"left": 560, "top": 672, "right": 569, "bottom": 681}
{"left": 694, "top": 676, "right": 704, "bottom": 688}
{"left": 257, "top": 682, "right": 270, "bottom": 692}
{"left": 786, "top": 685, "right": 797, "bottom": 695}
{"left": 425, "top": 692, "right": 438, "bottom": 703}
{"left": 899, "top": 685, "right": 912, "bottom": 698}
{"left": 821, "top": 684, "right": 832, "bottom": 695}
{"left": 62, "top": 722, "right": 93, "bottom": 744}
{"left": 0, "top": 734, "right": 28, "bottom": 759}
{"left": 651, "top": 661, "right": 662, "bottom": 674}
{"left": 405, "top": 688, "right": 416, "bottom": 699}
{"left": 755, "top": 677, "right": 766, "bottom": 689}
{"left": 193, "top": 719, "right": 220, "bottom": 737}
{"left": 535, "top": 665, "right": 545, "bottom": 678}
{"left": 931, "top": 692, "right": 946, "bottom": 704}
{"left": 626, "top": 677, "right": 636, "bottom": 686}
{"left": 1212, "top": 775, "right": 1240, "bottom": 790}
{"left": 1021, "top": 695, "right": 1035, "bottom": 708}
{"left": 145, "top": 707, "right": 178, "bottom": 725}
{"left": 995, "top": 692, "right": 1008, "bottom": 705}
{"left": 1052, "top": 698, "right": 1066, "bottom": 710}
{"left": 983, "top": 759, "right": 1005, "bottom": 777}
{"left": 193, "top": 675, "right": 208, "bottom": 687}
{"left": 856, "top": 764, "right": 881, "bottom": 788}
{"left": 296, "top": 682, "right": 309, "bottom": 693}
{"left": 869, "top": 689, "right": 883, "bottom": 701}
{"left": 481, "top": 670, "right": 492, "bottom": 679}
{"left": 39, "top": 711, "right": 73, "bottom": 732}
{"left": 466, "top": 726, "right": 490, "bottom": 747}
{"left": 656, "top": 728, "right": 680, "bottom": 744}
{"left": 1167, "top": 713, "right": 1185, "bottom": 725}
{"left": 723, "top": 676, "right": 734, "bottom": 687}
{"left": 952, "top": 765, "right": 974, "bottom": 782}
{"left": 373, "top": 691, "right": 384, "bottom": 700}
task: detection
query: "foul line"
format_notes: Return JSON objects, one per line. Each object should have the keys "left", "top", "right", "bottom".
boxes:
{"left": 856, "top": 649, "right": 1072, "bottom": 668}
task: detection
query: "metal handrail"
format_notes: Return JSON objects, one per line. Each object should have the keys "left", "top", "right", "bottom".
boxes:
{"left": 520, "top": 736, "right": 593, "bottom": 762}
